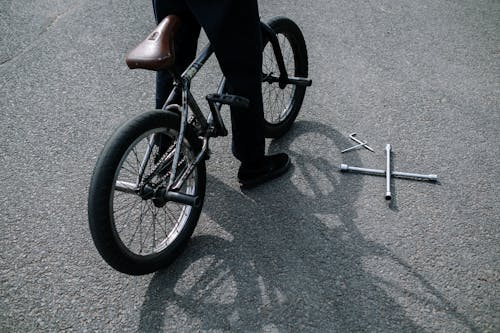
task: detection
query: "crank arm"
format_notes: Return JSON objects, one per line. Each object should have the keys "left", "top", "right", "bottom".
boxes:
{"left": 115, "top": 181, "right": 138, "bottom": 193}
{"left": 205, "top": 93, "right": 251, "bottom": 137}
{"left": 158, "top": 189, "right": 201, "bottom": 206}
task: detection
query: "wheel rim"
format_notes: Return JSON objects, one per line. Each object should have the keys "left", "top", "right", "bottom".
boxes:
{"left": 110, "top": 128, "right": 197, "bottom": 256}
{"left": 262, "top": 32, "right": 297, "bottom": 125}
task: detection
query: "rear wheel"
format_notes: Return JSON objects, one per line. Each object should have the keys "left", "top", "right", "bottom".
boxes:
{"left": 262, "top": 17, "right": 309, "bottom": 138}
{"left": 88, "top": 110, "right": 205, "bottom": 275}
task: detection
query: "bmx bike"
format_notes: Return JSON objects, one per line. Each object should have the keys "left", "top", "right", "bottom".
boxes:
{"left": 88, "top": 15, "right": 311, "bottom": 275}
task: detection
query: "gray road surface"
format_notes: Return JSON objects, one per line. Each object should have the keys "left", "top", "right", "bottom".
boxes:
{"left": 1, "top": 0, "right": 499, "bottom": 332}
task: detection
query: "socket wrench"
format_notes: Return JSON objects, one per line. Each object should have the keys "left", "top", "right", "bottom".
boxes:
{"left": 385, "top": 144, "right": 391, "bottom": 200}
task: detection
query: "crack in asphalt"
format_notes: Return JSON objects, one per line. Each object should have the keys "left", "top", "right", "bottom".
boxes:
{"left": 0, "top": 3, "right": 79, "bottom": 67}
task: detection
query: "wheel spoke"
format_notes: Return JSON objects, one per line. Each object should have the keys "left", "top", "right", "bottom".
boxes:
{"left": 262, "top": 32, "right": 297, "bottom": 125}
{"left": 262, "top": 16, "right": 310, "bottom": 137}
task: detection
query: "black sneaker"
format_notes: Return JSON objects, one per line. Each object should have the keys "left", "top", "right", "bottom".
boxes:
{"left": 238, "top": 153, "right": 291, "bottom": 189}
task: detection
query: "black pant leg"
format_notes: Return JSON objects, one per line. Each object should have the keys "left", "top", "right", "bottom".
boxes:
{"left": 185, "top": 0, "right": 265, "bottom": 164}
{"left": 152, "top": 0, "right": 201, "bottom": 108}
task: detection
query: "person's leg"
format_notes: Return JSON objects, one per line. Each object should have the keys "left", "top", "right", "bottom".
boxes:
{"left": 151, "top": 0, "right": 202, "bottom": 162}
{"left": 184, "top": 0, "right": 290, "bottom": 187}
{"left": 185, "top": 0, "right": 265, "bottom": 165}
{"left": 153, "top": 0, "right": 289, "bottom": 187}
{"left": 152, "top": 0, "right": 201, "bottom": 108}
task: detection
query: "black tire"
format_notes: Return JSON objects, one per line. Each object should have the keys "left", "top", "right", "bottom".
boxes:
{"left": 262, "top": 17, "right": 309, "bottom": 138}
{"left": 88, "top": 110, "right": 206, "bottom": 275}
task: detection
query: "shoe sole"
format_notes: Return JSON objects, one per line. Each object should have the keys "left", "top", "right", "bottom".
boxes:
{"left": 239, "top": 158, "right": 291, "bottom": 189}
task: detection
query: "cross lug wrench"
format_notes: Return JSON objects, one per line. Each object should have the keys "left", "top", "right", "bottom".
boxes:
{"left": 339, "top": 164, "right": 438, "bottom": 181}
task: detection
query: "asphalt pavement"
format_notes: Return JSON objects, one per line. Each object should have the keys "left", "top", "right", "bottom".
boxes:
{"left": 1, "top": 0, "right": 499, "bottom": 332}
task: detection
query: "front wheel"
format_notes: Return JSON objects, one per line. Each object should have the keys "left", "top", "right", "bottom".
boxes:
{"left": 88, "top": 110, "right": 206, "bottom": 275}
{"left": 262, "top": 17, "right": 309, "bottom": 138}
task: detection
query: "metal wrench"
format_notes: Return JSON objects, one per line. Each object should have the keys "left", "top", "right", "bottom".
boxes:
{"left": 341, "top": 141, "right": 367, "bottom": 153}
{"left": 385, "top": 144, "right": 391, "bottom": 200}
{"left": 339, "top": 164, "right": 438, "bottom": 181}
{"left": 349, "top": 133, "right": 374, "bottom": 152}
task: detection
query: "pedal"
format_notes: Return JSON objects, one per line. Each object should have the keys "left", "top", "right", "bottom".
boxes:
{"left": 285, "top": 76, "right": 312, "bottom": 87}
{"left": 206, "top": 93, "right": 250, "bottom": 109}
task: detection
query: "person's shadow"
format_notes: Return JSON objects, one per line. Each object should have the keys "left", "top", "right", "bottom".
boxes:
{"left": 138, "top": 121, "right": 478, "bottom": 332}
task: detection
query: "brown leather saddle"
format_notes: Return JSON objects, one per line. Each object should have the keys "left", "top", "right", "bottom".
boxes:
{"left": 125, "top": 15, "right": 181, "bottom": 71}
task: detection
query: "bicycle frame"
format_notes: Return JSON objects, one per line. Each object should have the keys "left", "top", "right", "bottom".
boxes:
{"left": 136, "top": 21, "right": 311, "bottom": 205}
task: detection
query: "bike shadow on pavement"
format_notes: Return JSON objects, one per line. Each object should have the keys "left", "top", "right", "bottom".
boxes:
{"left": 138, "top": 121, "right": 477, "bottom": 332}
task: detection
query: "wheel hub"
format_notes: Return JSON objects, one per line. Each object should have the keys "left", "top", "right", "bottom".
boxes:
{"left": 152, "top": 186, "right": 168, "bottom": 207}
